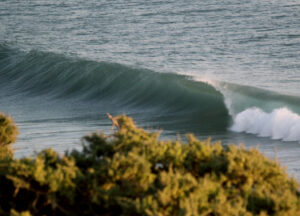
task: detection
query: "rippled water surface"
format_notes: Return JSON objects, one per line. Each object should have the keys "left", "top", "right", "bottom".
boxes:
{"left": 1, "top": 0, "right": 300, "bottom": 178}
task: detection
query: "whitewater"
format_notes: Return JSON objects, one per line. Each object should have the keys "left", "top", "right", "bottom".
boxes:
{"left": 1, "top": 0, "right": 300, "bottom": 178}
{"left": 196, "top": 78, "right": 300, "bottom": 143}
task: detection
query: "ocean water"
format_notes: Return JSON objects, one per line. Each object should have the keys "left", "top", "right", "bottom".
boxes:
{"left": 1, "top": 0, "right": 300, "bottom": 178}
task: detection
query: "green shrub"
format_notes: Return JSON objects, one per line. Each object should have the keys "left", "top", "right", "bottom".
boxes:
{"left": 0, "top": 113, "right": 18, "bottom": 161}
{"left": 0, "top": 113, "right": 18, "bottom": 147}
{"left": 0, "top": 114, "right": 299, "bottom": 215}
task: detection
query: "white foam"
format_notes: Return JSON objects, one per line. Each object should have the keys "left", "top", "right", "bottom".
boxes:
{"left": 231, "top": 107, "right": 300, "bottom": 142}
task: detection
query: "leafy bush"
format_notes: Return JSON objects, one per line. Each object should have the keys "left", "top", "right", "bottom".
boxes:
{"left": 0, "top": 114, "right": 299, "bottom": 215}
{"left": 0, "top": 113, "right": 18, "bottom": 160}
{"left": 0, "top": 113, "right": 18, "bottom": 147}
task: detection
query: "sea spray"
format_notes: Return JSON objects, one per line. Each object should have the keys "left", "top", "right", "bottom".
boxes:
{"left": 193, "top": 77, "right": 235, "bottom": 116}
{"left": 231, "top": 107, "right": 300, "bottom": 142}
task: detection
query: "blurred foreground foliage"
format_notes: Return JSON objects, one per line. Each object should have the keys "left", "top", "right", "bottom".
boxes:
{"left": 0, "top": 113, "right": 299, "bottom": 216}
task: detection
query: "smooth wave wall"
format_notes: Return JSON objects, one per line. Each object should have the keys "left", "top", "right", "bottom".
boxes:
{"left": 0, "top": 44, "right": 230, "bottom": 132}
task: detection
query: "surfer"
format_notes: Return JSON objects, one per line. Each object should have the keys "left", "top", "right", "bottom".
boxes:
{"left": 107, "top": 113, "right": 119, "bottom": 129}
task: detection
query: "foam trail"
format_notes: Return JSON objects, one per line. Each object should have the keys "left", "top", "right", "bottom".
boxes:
{"left": 231, "top": 107, "right": 300, "bottom": 142}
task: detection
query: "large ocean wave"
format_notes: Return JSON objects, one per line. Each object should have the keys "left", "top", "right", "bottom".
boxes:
{"left": 1, "top": 43, "right": 300, "bottom": 140}
{"left": 0, "top": 44, "right": 229, "bottom": 132}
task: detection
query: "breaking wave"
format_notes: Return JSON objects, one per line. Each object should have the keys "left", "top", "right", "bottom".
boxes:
{"left": 1, "top": 43, "right": 300, "bottom": 140}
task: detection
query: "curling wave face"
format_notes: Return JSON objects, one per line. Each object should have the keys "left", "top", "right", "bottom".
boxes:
{"left": 0, "top": 44, "right": 230, "bottom": 133}
{"left": 1, "top": 44, "right": 300, "bottom": 141}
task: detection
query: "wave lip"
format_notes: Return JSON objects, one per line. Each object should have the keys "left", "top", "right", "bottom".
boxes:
{"left": 230, "top": 107, "right": 300, "bottom": 142}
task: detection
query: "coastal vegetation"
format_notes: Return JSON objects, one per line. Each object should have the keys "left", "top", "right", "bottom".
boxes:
{"left": 0, "top": 113, "right": 299, "bottom": 215}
